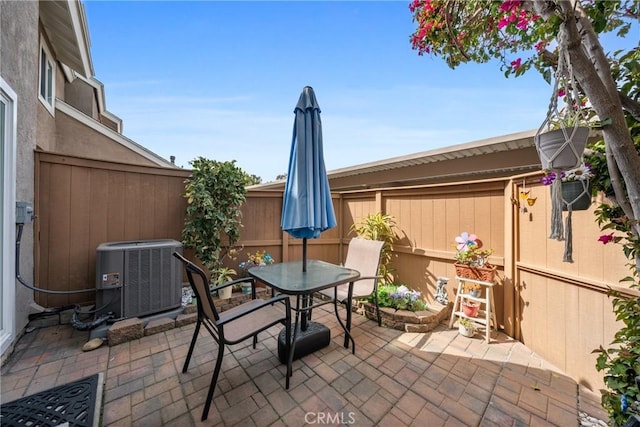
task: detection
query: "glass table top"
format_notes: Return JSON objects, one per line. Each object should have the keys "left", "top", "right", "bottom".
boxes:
{"left": 248, "top": 260, "right": 360, "bottom": 295}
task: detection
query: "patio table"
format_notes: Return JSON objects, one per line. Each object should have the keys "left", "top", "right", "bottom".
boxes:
{"left": 248, "top": 260, "right": 360, "bottom": 368}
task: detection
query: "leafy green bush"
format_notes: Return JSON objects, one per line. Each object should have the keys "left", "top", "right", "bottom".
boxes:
{"left": 350, "top": 213, "right": 397, "bottom": 284}
{"left": 182, "top": 157, "right": 247, "bottom": 279}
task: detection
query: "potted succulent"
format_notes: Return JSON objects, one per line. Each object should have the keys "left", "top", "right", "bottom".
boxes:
{"left": 458, "top": 317, "right": 476, "bottom": 337}
{"left": 453, "top": 232, "right": 496, "bottom": 282}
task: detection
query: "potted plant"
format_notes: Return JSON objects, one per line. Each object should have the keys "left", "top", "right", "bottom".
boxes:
{"left": 463, "top": 282, "right": 482, "bottom": 298}
{"left": 540, "top": 162, "right": 594, "bottom": 211}
{"left": 453, "top": 232, "right": 496, "bottom": 282}
{"left": 238, "top": 250, "right": 275, "bottom": 294}
{"left": 350, "top": 213, "right": 397, "bottom": 285}
{"left": 535, "top": 92, "right": 591, "bottom": 171}
{"left": 461, "top": 300, "right": 480, "bottom": 317}
{"left": 182, "top": 157, "right": 247, "bottom": 290}
{"left": 458, "top": 317, "right": 476, "bottom": 337}
{"left": 212, "top": 267, "right": 236, "bottom": 300}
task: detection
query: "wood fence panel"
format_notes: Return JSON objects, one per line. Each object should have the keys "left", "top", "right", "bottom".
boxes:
{"left": 515, "top": 178, "right": 631, "bottom": 390}
{"left": 123, "top": 173, "right": 141, "bottom": 238}
{"left": 42, "top": 163, "right": 72, "bottom": 308}
{"left": 35, "top": 153, "right": 190, "bottom": 306}
{"left": 68, "top": 166, "right": 92, "bottom": 303}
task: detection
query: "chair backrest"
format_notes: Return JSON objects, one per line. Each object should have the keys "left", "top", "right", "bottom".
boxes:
{"left": 344, "top": 238, "right": 384, "bottom": 295}
{"left": 173, "top": 252, "right": 220, "bottom": 322}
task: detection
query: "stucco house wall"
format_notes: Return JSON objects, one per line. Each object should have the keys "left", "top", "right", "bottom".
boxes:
{"left": 1, "top": 0, "right": 39, "bottom": 357}
{"left": 1, "top": 0, "right": 177, "bottom": 361}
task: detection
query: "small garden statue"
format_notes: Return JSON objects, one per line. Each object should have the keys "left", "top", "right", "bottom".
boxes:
{"left": 435, "top": 277, "right": 449, "bottom": 305}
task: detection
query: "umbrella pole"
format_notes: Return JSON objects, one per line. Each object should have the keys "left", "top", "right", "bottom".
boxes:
{"left": 302, "top": 238, "right": 307, "bottom": 272}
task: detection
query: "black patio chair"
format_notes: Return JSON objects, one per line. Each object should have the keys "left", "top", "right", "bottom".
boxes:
{"left": 173, "top": 252, "right": 292, "bottom": 421}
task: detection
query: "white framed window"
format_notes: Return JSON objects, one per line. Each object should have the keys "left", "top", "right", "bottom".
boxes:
{"left": 38, "top": 38, "right": 55, "bottom": 116}
{"left": 0, "top": 76, "right": 17, "bottom": 355}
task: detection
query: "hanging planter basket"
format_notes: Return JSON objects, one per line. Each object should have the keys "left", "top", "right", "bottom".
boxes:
{"left": 561, "top": 180, "right": 591, "bottom": 211}
{"left": 534, "top": 127, "right": 590, "bottom": 171}
{"left": 454, "top": 263, "right": 496, "bottom": 282}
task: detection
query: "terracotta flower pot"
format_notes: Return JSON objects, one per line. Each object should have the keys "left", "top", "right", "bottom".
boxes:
{"left": 462, "top": 301, "right": 480, "bottom": 318}
{"left": 454, "top": 263, "right": 496, "bottom": 282}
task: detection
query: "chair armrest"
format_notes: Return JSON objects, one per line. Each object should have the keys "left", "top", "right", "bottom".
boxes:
{"left": 352, "top": 275, "right": 383, "bottom": 282}
{"left": 215, "top": 294, "right": 290, "bottom": 327}
{"left": 208, "top": 277, "right": 254, "bottom": 294}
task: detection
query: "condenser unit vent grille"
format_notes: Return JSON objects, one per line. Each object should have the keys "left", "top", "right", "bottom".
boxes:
{"left": 96, "top": 239, "right": 183, "bottom": 319}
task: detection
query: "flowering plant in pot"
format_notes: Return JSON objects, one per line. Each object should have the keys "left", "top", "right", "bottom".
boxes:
{"left": 453, "top": 232, "right": 495, "bottom": 282}
{"left": 238, "top": 250, "right": 275, "bottom": 293}
{"left": 540, "top": 162, "right": 594, "bottom": 211}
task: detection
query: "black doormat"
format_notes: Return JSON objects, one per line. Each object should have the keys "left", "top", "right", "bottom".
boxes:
{"left": 0, "top": 373, "right": 102, "bottom": 427}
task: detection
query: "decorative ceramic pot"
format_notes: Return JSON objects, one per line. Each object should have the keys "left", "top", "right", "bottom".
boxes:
{"left": 241, "top": 283, "right": 253, "bottom": 294}
{"left": 218, "top": 286, "right": 232, "bottom": 300}
{"left": 535, "top": 127, "right": 589, "bottom": 170}
{"left": 459, "top": 323, "right": 475, "bottom": 337}
{"left": 561, "top": 180, "right": 591, "bottom": 211}
{"left": 462, "top": 301, "right": 480, "bottom": 317}
{"left": 469, "top": 289, "right": 482, "bottom": 298}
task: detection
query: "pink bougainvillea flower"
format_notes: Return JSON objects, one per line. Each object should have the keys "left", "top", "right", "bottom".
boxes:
{"left": 455, "top": 232, "right": 477, "bottom": 251}
{"left": 534, "top": 40, "right": 547, "bottom": 52}
{"left": 558, "top": 88, "right": 566, "bottom": 97}
{"left": 598, "top": 233, "right": 615, "bottom": 244}
{"left": 510, "top": 58, "right": 521, "bottom": 69}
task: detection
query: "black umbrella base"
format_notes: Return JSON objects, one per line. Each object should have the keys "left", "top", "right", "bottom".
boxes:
{"left": 277, "top": 321, "right": 330, "bottom": 364}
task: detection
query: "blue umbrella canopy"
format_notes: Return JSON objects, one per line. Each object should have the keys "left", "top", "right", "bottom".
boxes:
{"left": 281, "top": 87, "right": 336, "bottom": 267}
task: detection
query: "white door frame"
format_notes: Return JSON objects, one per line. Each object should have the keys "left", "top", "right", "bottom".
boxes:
{"left": 0, "top": 76, "right": 17, "bottom": 355}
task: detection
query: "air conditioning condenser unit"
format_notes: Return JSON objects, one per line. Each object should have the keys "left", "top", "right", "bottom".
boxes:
{"left": 95, "top": 239, "right": 183, "bottom": 320}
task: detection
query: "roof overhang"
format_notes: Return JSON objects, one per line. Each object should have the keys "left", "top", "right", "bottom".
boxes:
{"left": 39, "top": 0, "right": 93, "bottom": 78}
{"left": 251, "top": 129, "right": 542, "bottom": 191}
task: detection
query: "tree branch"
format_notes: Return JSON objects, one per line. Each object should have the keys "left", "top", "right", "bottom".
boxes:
{"left": 620, "top": 92, "right": 640, "bottom": 122}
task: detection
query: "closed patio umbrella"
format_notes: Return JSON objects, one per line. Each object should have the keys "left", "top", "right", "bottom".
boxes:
{"left": 281, "top": 86, "right": 336, "bottom": 272}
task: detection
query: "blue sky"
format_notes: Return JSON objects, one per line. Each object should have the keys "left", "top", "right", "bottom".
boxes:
{"left": 83, "top": 1, "right": 633, "bottom": 182}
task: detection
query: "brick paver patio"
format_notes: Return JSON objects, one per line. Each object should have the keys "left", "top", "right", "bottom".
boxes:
{"left": 1, "top": 304, "right": 607, "bottom": 426}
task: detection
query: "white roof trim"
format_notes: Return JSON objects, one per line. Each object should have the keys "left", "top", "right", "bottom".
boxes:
{"left": 68, "top": 0, "right": 93, "bottom": 77}
{"left": 56, "top": 100, "right": 175, "bottom": 168}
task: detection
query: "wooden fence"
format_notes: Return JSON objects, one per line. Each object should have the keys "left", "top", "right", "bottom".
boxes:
{"left": 34, "top": 152, "right": 190, "bottom": 307}
{"left": 34, "top": 152, "right": 635, "bottom": 390}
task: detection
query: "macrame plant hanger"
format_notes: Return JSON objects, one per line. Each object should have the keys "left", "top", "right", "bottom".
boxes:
{"left": 534, "top": 27, "right": 588, "bottom": 263}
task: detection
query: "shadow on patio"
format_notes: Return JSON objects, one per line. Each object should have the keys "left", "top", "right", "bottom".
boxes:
{"left": 1, "top": 304, "right": 607, "bottom": 426}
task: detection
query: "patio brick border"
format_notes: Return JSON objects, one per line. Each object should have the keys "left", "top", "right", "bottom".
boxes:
{"left": 358, "top": 301, "right": 453, "bottom": 333}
